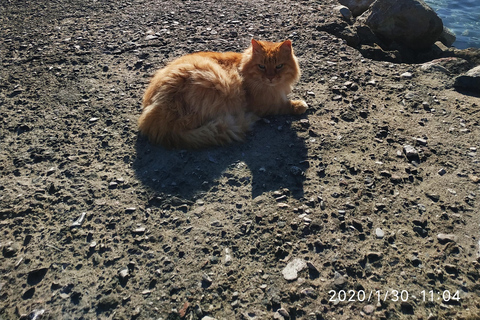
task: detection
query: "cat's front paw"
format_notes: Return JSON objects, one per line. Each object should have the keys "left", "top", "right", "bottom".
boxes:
{"left": 291, "top": 100, "right": 308, "bottom": 115}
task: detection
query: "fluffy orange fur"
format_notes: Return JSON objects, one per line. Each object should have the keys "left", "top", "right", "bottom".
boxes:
{"left": 138, "top": 39, "right": 308, "bottom": 149}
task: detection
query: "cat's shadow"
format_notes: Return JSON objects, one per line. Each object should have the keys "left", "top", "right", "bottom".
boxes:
{"left": 133, "top": 116, "right": 308, "bottom": 202}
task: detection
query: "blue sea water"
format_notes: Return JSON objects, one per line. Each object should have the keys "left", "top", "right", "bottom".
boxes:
{"left": 424, "top": 0, "right": 480, "bottom": 49}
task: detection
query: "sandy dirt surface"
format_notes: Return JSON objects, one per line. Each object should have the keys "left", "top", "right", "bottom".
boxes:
{"left": 1, "top": 0, "right": 480, "bottom": 319}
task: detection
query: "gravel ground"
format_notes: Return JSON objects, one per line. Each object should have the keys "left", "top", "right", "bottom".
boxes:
{"left": 1, "top": 0, "right": 480, "bottom": 319}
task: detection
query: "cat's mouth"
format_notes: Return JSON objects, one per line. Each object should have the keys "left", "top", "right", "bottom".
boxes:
{"left": 265, "top": 79, "right": 278, "bottom": 86}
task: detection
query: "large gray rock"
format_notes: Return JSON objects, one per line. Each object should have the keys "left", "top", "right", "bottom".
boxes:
{"left": 338, "top": 0, "right": 375, "bottom": 17}
{"left": 454, "top": 65, "right": 480, "bottom": 93}
{"left": 362, "top": 0, "right": 443, "bottom": 50}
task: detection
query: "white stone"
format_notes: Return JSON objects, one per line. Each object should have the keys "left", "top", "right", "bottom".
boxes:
{"left": 375, "top": 228, "right": 385, "bottom": 239}
{"left": 282, "top": 258, "right": 307, "bottom": 281}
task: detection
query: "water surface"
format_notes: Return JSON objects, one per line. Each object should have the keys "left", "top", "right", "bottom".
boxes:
{"left": 424, "top": 0, "right": 480, "bottom": 49}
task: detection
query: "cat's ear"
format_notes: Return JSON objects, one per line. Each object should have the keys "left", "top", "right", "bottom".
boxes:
{"left": 251, "top": 39, "right": 263, "bottom": 54}
{"left": 280, "top": 40, "right": 292, "bottom": 53}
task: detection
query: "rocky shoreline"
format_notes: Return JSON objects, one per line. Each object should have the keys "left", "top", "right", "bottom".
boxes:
{"left": 1, "top": 0, "right": 479, "bottom": 319}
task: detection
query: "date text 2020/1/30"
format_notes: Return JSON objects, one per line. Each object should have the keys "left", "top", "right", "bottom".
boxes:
{"left": 328, "top": 289, "right": 461, "bottom": 303}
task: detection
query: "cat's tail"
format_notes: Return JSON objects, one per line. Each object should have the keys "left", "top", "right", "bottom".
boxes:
{"left": 138, "top": 108, "right": 258, "bottom": 149}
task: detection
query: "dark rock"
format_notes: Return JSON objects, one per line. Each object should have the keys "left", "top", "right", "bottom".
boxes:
{"left": 439, "top": 26, "right": 456, "bottom": 47}
{"left": 425, "top": 192, "right": 440, "bottom": 202}
{"left": 27, "top": 267, "right": 48, "bottom": 286}
{"left": 362, "top": 0, "right": 443, "bottom": 50}
{"left": 335, "top": 5, "right": 353, "bottom": 21}
{"left": 454, "top": 66, "right": 480, "bottom": 93}
{"left": 351, "top": 219, "right": 363, "bottom": 232}
{"left": 97, "top": 295, "right": 119, "bottom": 311}
{"left": 444, "top": 264, "right": 458, "bottom": 275}
{"left": 403, "top": 145, "right": 419, "bottom": 162}
{"left": 22, "top": 287, "right": 35, "bottom": 300}
{"left": 201, "top": 273, "right": 213, "bottom": 288}
{"left": 367, "top": 251, "right": 383, "bottom": 262}
{"left": 400, "top": 301, "right": 414, "bottom": 314}
{"left": 413, "top": 226, "right": 428, "bottom": 238}
{"left": 307, "top": 261, "right": 320, "bottom": 279}
{"left": 118, "top": 268, "right": 129, "bottom": 283}
{"left": 2, "top": 242, "right": 19, "bottom": 257}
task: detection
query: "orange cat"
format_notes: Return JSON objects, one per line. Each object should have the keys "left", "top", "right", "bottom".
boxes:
{"left": 138, "top": 39, "right": 307, "bottom": 149}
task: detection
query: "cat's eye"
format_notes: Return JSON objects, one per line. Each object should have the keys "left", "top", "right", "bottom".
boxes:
{"left": 276, "top": 64, "right": 284, "bottom": 69}
{"left": 258, "top": 64, "right": 266, "bottom": 70}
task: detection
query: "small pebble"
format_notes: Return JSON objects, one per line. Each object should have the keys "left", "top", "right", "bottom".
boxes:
{"left": 299, "top": 119, "right": 310, "bottom": 127}
{"left": 2, "top": 242, "right": 19, "bottom": 257}
{"left": 223, "top": 248, "right": 233, "bottom": 266}
{"left": 282, "top": 258, "right": 307, "bottom": 281}
{"left": 415, "top": 138, "right": 427, "bottom": 146}
{"left": 437, "top": 233, "right": 457, "bottom": 244}
{"left": 403, "top": 145, "right": 419, "bottom": 161}
{"left": 145, "top": 35, "right": 158, "bottom": 40}
{"left": 211, "top": 220, "right": 223, "bottom": 227}
{"left": 333, "top": 271, "right": 346, "bottom": 287}
{"left": 300, "top": 287, "right": 317, "bottom": 298}
{"left": 375, "top": 228, "right": 385, "bottom": 239}
{"left": 277, "top": 308, "right": 290, "bottom": 318}
{"left": 71, "top": 212, "right": 86, "bottom": 227}
{"left": 469, "top": 174, "right": 480, "bottom": 183}
{"left": 118, "top": 268, "right": 129, "bottom": 280}
{"left": 363, "top": 304, "right": 375, "bottom": 314}
{"left": 201, "top": 273, "right": 213, "bottom": 287}
{"left": 133, "top": 227, "right": 145, "bottom": 233}
{"left": 27, "top": 309, "right": 45, "bottom": 320}
{"left": 425, "top": 192, "right": 440, "bottom": 201}
{"left": 317, "top": 201, "right": 325, "bottom": 212}
{"left": 447, "top": 188, "right": 457, "bottom": 195}
{"left": 390, "top": 174, "right": 403, "bottom": 183}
